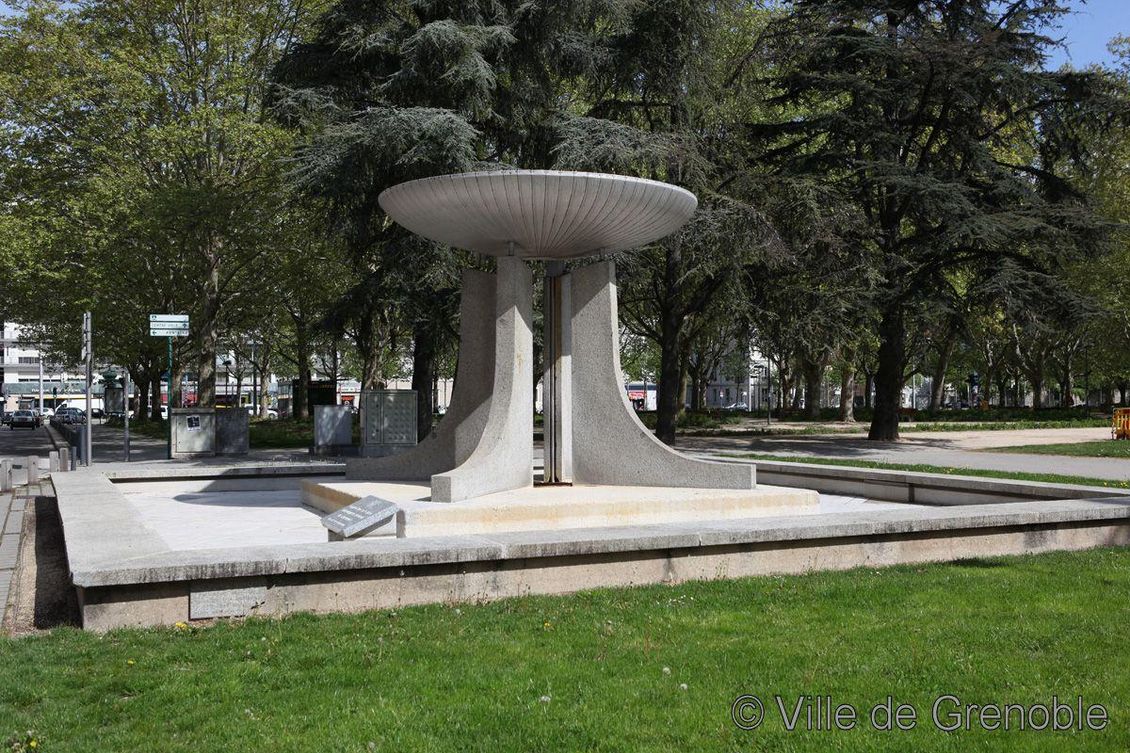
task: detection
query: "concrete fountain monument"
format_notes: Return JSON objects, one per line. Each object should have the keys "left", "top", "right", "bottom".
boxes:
{"left": 305, "top": 170, "right": 816, "bottom": 535}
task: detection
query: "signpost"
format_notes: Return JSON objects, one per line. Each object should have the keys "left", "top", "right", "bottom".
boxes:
{"left": 150, "top": 314, "right": 190, "bottom": 459}
{"left": 82, "top": 312, "right": 92, "bottom": 466}
{"left": 123, "top": 369, "right": 131, "bottom": 462}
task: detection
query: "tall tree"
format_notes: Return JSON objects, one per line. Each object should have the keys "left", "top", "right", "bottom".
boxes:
{"left": 0, "top": 0, "right": 327, "bottom": 412}
{"left": 748, "top": 0, "right": 1120, "bottom": 439}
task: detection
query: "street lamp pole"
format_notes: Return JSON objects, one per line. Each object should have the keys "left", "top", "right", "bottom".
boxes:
{"left": 123, "top": 369, "right": 131, "bottom": 462}
{"left": 766, "top": 356, "right": 772, "bottom": 426}
{"left": 251, "top": 342, "right": 259, "bottom": 417}
{"left": 82, "top": 311, "right": 92, "bottom": 466}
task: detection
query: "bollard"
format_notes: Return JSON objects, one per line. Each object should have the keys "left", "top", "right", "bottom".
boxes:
{"left": 0, "top": 460, "right": 10, "bottom": 492}
{"left": 48, "top": 450, "right": 59, "bottom": 473}
{"left": 59, "top": 447, "right": 70, "bottom": 472}
{"left": 26, "top": 456, "right": 39, "bottom": 485}
{"left": 70, "top": 449, "right": 77, "bottom": 471}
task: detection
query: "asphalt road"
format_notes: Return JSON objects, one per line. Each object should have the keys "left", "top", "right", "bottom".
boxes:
{"left": 0, "top": 423, "right": 54, "bottom": 484}
{"left": 0, "top": 423, "right": 54, "bottom": 461}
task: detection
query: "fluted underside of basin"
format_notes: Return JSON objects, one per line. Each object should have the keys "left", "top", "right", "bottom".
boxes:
{"left": 377, "top": 170, "right": 697, "bottom": 259}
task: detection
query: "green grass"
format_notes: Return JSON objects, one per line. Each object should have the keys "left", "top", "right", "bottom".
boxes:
{"left": 984, "top": 440, "right": 1130, "bottom": 459}
{"left": 1, "top": 550, "right": 1128, "bottom": 751}
{"left": 247, "top": 417, "right": 320, "bottom": 448}
{"left": 899, "top": 419, "right": 1110, "bottom": 431}
{"left": 673, "top": 419, "right": 1108, "bottom": 438}
{"left": 104, "top": 417, "right": 165, "bottom": 439}
{"left": 735, "top": 453, "right": 1130, "bottom": 489}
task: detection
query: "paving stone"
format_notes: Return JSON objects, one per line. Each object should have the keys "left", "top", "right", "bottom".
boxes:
{"left": 0, "top": 535, "right": 19, "bottom": 569}
{"left": 3, "top": 510, "right": 22, "bottom": 535}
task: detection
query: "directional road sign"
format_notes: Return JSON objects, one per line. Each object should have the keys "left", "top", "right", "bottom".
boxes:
{"left": 150, "top": 313, "right": 190, "bottom": 337}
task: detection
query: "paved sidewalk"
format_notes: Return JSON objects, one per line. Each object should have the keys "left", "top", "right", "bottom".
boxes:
{"left": 0, "top": 483, "right": 34, "bottom": 625}
{"left": 677, "top": 432, "right": 1130, "bottom": 481}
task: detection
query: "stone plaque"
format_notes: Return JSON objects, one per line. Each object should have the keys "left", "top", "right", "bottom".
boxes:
{"left": 322, "top": 495, "right": 399, "bottom": 538}
{"left": 190, "top": 579, "right": 268, "bottom": 619}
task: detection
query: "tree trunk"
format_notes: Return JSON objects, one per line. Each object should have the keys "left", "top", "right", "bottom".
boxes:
{"left": 170, "top": 363, "right": 184, "bottom": 411}
{"left": 1031, "top": 377, "right": 1044, "bottom": 410}
{"left": 677, "top": 358, "right": 690, "bottom": 422}
{"left": 1119, "top": 382, "right": 1128, "bottom": 406}
{"left": 151, "top": 378, "right": 162, "bottom": 421}
{"left": 690, "top": 366, "right": 708, "bottom": 411}
{"left": 802, "top": 360, "right": 823, "bottom": 420}
{"left": 410, "top": 324, "right": 436, "bottom": 441}
{"left": 1060, "top": 357, "right": 1074, "bottom": 407}
{"left": 357, "top": 312, "right": 381, "bottom": 390}
{"left": 838, "top": 361, "right": 855, "bottom": 423}
{"left": 863, "top": 370, "right": 874, "bottom": 409}
{"left": 257, "top": 357, "right": 271, "bottom": 419}
{"left": 654, "top": 278, "right": 684, "bottom": 444}
{"left": 291, "top": 316, "right": 312, "bottom": 420}
{"left": 868, "top": 306, "right": 905, "bottom": 441}
{"left": 927, "top": 333, "right": 955, "bottom": 413}
{"left": 136, "top": 377, "right": 150, "bottom": 422}
{"left": 197, "top": 255, "right": 221, "bottom": 408}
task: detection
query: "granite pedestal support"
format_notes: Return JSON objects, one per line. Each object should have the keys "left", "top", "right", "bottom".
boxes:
{"left": 345, "top": 257, "right": 750, "bottom": 503}
{"left": 567, "top": 261, "right": 755, "bottom": 489}
{"left": 345, "top": 269, "right": 499, "bottom": 483}
{"left": 346, "top": 258, "right": 534, "bottom": 503}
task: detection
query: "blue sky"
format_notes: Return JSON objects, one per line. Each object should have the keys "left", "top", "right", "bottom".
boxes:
{"left": 0, "top": 0, "right": 1126, "bottom": 69}
{"left": 1045, "top": 0, "right": 1130, "bottom": 68}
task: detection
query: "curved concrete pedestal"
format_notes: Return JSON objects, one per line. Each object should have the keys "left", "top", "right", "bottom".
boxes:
{"left": 431, "top": 257, "right": 533, "bottom": 502}
{"left": 346, "top": 258, "right": 534, "bottom": 503}
{"left": 569, "top": 261, "right": 755, "bottom": 489}
{"left": 345, "top": 269, "right": 496, "bottom": 482}
{"left": 348, "top": 256, "right": 751, "bottom": 501}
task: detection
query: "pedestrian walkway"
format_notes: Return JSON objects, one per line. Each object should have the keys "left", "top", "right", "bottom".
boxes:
{"left": 0, "top": 484, "right": 33, "bottom": 626}
{"left": 678, "top": 430, "right": 1130, "bottom": 481}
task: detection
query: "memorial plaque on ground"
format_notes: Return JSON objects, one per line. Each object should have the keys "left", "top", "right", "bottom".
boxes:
{"left": 321, "top": 495, "right": 399, "bottom": 538}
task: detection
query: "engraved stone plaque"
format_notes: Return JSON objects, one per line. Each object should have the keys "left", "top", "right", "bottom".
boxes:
{"left": 322, "top": 495, "right": 399, "bottom": 538}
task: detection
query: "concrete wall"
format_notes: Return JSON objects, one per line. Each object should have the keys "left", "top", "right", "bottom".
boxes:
{"left": 75, "top": 516, "right": 1130, "bottom": 632}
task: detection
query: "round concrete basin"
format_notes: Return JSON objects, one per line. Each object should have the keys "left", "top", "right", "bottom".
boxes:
{"left": 377, "top": 170, "right": 697, "bottom": 259}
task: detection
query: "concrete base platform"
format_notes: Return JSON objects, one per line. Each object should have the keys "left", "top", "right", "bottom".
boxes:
{"left": 301, "top": 480, "right": 819, "bottom": 538}
{"left": 46, "top": 464, "right": 1130, "bottom": 632}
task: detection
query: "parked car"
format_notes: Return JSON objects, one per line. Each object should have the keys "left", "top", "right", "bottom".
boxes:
{"left": 246, "top": 406, "right": 278, "bottom": 419}
{"left": 53, "top": 408, "right": 86, "bottom": 425}
{"left": 1, "top": 412, "right": 10, "bottom": 426}
{"left": 40, "top": 407, "right": 55, "bottom": 418}
{"left": 10, "top": 410, "right": 39, "bottom": 429}
{"left": 90, "top": 407, "right": 105, "bottom": 419}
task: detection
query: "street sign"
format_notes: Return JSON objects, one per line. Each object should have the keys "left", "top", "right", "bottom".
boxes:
{"left": 150, "top": 314, "right": 189, "bottom": 337}
{"left": 150, "top": 327, "right": 189, "bottom": 337}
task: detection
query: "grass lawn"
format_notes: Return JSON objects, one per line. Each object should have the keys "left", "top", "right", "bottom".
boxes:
{"left": 735, "top": 453, "right": 1130, "bottom": 490}
{"left": 673, "top": 419, "right": 1109, "bottom": 438}
{"left": 1, "top": 549, "right": 1128, "bottom": 751}
{"left": 106, "top": 417, "right": 328, "bottom": 448}
{"left": 985, "top": 440, "right": 1130, "bottom": 459}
